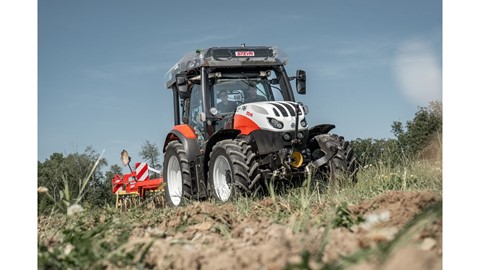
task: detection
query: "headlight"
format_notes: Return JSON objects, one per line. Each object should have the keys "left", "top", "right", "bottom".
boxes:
{"left": 300, "top": 119, "right": 307, "bottom": 127}
{"left": 267, "top": 117, "right": 284, "bottom": 129}
{"left": 297, "top": 102, "right": 309, "bottom": 115}
{"left": 302, "top": 105, "right": 309, "bottom": 115}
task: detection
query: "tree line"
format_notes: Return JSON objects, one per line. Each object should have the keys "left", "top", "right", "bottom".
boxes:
{"left": 351, "top": 101, "right": 442, "bottom": 167}
{"left": 37, "top": 141, "right": 162, "bottom": 214}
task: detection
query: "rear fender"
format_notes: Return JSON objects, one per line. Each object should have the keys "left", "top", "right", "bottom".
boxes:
{"left": 163, "top": 124, "right": 200, "bottom": 162}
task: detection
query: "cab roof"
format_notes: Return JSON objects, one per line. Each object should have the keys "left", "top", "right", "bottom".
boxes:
{"left": 165, "top": 46, "right": 288, "bottom": 89}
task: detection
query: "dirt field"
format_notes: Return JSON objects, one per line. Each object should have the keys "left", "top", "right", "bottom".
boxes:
{"left": 102, "top": 190, "right": 441, "bottom": 270}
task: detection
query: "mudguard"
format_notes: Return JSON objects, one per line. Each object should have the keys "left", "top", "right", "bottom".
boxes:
{"left": 203, "top": 128, "right": 241, "bottom": 172}
{"left": 308, "top": 124, "right": 335, "bottom": 140}
{"left": 163, "top": 124, "right": 201, "bottom": 162}
{"left": 205, "top": 129, "right": 241, "bottom": 157}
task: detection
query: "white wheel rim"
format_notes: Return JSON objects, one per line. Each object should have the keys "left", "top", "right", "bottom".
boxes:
{"left": 213, "top": 155, "right": 232, "bottom": 201}
{"left": 167, "top": 155, "right": 182, "bottom": 205}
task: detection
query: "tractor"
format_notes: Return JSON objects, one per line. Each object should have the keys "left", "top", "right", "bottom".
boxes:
{"left": 162, "top": 45, "right": 357, "bottom": 206}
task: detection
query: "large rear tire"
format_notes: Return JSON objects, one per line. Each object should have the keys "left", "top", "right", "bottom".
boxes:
{"left": 208, "top": 139, "right": 262, "bottom": 202}
{"left": 163, "top": 141, "right": 192, "bottom": 206}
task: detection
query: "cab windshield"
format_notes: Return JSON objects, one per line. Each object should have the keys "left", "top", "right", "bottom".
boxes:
{"left": 211, "top": 73, "right": 287, "bottom": 114}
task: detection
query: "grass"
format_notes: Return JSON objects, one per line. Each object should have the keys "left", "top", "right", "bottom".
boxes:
{"left": 38, "top": 153, "right": 442, "bottom": 269}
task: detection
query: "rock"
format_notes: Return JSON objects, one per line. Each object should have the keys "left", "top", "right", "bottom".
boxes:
{"left": 420, "top": 237, "right": 437, "bottom": 251}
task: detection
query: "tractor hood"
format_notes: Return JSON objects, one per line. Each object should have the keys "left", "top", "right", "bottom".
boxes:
{"left": 233, "top": 101, "right": 309, "bottom": 134}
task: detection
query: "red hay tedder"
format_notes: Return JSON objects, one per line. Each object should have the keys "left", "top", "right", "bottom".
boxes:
{"left": 111, "top": 150, "right": 164, "bottom": 208}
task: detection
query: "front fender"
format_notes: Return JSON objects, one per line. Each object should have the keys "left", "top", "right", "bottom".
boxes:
{"left": 163, "top": 124, "right": 200, "bottom": 162}
{"left": 308, "top": 124, "right": 335, "bottom": 140}
{"left": 204, "top": 129, "right": 241, "bottom": 158}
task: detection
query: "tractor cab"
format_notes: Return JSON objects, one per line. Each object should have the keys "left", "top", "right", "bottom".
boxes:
{"left": 165, "top": 46, "right": 307, "bottom": 145}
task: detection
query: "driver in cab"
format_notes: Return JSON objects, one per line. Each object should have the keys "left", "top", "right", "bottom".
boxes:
{"left": 244, "top": 85, "right": 267, "bottom": 103}
{"left": 216, "top": 90, "right": 237, "bottom": 113}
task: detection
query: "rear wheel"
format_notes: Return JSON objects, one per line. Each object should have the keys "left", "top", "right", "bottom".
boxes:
{"left": 163, "top": 141, "right": 191, "bottom": 206}
{"left": 208, "top": 139, "right": 262, "bottom": 202}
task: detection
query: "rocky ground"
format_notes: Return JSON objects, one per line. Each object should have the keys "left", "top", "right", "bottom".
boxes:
{"left": 103, "top": 190, "right": 442, "bottom": 270}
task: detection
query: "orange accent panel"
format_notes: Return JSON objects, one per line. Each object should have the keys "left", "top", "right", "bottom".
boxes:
{"left": 234, "top": 114, "right": 260, "bottom": 135}
{"left": 173, "top": 124, "right": 197, "bottom": 139}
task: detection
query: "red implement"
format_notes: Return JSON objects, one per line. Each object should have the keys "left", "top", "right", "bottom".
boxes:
{"left": 111, "top": 162, "right": 164, "bottom": 198}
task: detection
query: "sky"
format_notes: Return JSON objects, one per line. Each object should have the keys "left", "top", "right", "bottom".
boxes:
{"left": 37, "top": 0, "right": 443, "bottom": 170}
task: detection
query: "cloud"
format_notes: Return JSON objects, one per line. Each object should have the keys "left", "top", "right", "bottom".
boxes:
{"left": 393, "top": 39, "right": 442, "bottom": 106}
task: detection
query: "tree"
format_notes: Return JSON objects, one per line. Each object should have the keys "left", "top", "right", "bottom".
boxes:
{"left": 105, "top": 164, "right": 123, "bottom": 182}
{"left": 37, "top": 147, "right": 109, "bottom": 214}
{"left": 352, "top": 101, "right": 442, "bottom": 167}
{"left": 138, "top": 140, "right": 162, "bottom": 176}
{"left": 391, "top": 101, "right": 442, "bottom": 157}
{"left": 351, "top": 137, "right": 402, "bottom": 167}
{"left": 38, "top": 153, "right": 66, "bottom": 213}
{"left": 95, "top": 164, "right": 124, "bottom": 207}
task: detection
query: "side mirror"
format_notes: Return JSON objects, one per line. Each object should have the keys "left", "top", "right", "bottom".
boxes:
{"left": 176, "top": 74, "right": 189, "bottom": 98}
{"left": 296, "top": 70, "right": 306, "bottom": 95}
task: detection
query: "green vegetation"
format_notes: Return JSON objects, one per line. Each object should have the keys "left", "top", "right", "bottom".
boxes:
{"left": 38, "top": 152, "right": 441, "bottom": 269}
{"left": 391, "top": 101, "right": 442, "bottom": 157}
{"left": 37, "top": 147, "right": 112, "bottom": 214}
{"left": 352, "top": 101, "right": 442, "bottom": 167}
{"left": 38, "top": 140, "right": 163, "bottom": 214}
{"left": 332, "top": 202, "right": 365, "bottom": 230}
{"left": 139, "top": 140, "right": 162, "bottom": 178}
{"left": 38, "top": 207, "right": 157, "bottom": 269}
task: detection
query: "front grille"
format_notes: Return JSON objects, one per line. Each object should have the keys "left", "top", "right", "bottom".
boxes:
{"left": 279, "top": 102, "right": 296, "bottom": 116}
{"left": 270, "top": 103, "right": 289, "bottom": 117}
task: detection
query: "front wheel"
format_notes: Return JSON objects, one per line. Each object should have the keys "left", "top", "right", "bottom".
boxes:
{"left": 208, "top": 139, "right": 262, "bottom": 202}
{"left": 163, "top": 141, "right": 192, "bottom": 206}
{"left": 311, "top": 134, "right": 358, "bottom": 185}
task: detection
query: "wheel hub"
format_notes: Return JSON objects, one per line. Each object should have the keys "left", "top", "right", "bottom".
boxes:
{"left": 213, "top": 155, "right": 232, "bottom": 201}
{"left": 167, "top": 155, "right": 182, "bottom": 205}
